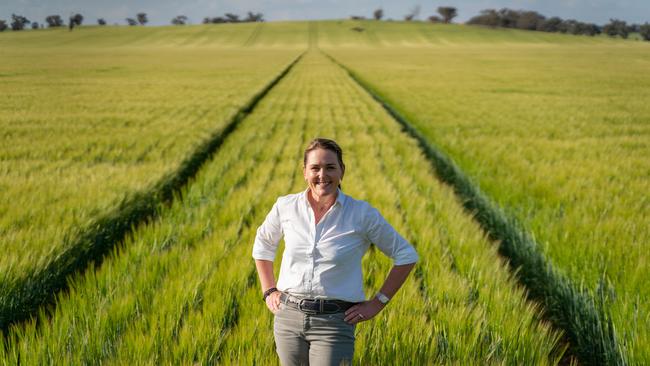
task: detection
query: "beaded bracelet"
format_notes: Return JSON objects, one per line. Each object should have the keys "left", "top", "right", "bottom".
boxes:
{"left": 263, "top": 287, "right": 278, "bottom": 301}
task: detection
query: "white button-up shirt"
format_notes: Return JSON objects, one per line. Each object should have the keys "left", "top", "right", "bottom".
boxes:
{"left": 252, "top": 189, "right": 419, "bottom": 302}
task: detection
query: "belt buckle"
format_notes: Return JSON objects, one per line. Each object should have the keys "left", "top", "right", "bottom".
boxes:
{"left": 298, "top": 299, "right": 319, "bottom": 315}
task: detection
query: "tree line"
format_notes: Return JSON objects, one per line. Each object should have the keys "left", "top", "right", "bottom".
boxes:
{"left": 0, "top": 11, "right": 265, "bottom": 31}
{"left": 467, "top": 8, "right": 650, "bottom": 40}
{"left": 202, "top": 12, "right": 264, "bottom": 24}
{"left": 350, "top": 6, "right": 649, "bottom": 41}
{"left": 0, "top": 13, "right": 83, "bottom": 31}
{"left": 352, "top": 6, "right": 458, "bottom": 23}
{"left": 1, "top": 7, "right": 648, "bottom": 41}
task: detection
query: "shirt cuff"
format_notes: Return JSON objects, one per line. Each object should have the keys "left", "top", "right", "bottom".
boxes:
{"left": 392, "top": 249, "right": 419, "bottom": 266}
{"left": 252, "top": 240, "right": 277, "bottom": 261}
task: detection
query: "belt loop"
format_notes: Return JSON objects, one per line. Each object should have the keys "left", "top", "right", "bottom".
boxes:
{"left": 319, "top": 299, "right": 324, "bottom": 313}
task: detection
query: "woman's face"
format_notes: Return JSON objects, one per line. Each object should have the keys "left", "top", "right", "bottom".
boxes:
{"left": 303, "top": 148, "right": 344, "bottom": 199}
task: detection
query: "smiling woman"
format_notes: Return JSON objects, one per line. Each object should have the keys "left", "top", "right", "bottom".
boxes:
{"left": 252, "top": 137, "right": 418, "bottom": 366}
{"left": 303, "top": 139, "right": 345, "bottom": 222}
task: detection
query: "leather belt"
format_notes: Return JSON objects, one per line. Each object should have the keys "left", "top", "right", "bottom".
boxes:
{"left": 280, "top": 293, "right": 358, "bottom": 314}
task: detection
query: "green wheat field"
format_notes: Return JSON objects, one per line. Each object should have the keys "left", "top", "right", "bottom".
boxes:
{"left": 1, "top": 20, "right": 648, "bottom": 365}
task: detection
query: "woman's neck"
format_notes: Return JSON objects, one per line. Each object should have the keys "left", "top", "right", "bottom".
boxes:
{"left": 308, "top": 190, "right": 337, "bottom": 214}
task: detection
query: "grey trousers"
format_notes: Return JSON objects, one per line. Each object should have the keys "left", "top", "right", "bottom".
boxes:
{"left": 273, "top": 302, "right": 356, "bottom": 366}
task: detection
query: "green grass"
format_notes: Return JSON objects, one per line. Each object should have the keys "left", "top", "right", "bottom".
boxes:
{"left": 313, "top": 20, "right": 622, "bottom": 47}
{"left": 324, "top": 31, "right": 649, "bottom": 364}
{"left": 0, "top": 26, "right": 302, "bottom": 321}
{"left": 0, "top": 21, "right": 310, "bottom": 49}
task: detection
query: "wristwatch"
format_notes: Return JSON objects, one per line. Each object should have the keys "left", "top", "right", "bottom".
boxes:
{"left": 375, "top": 292, "right": 390, "bottom": 304}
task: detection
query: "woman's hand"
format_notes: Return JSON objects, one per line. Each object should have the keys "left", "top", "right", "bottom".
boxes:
{"left": 344, "top": 298, "right": 385, "bottom": 325}
{"left": 265, "top": 291, "right": 282, "bottom": 313}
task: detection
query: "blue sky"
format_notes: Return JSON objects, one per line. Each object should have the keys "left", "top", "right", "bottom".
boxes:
{"left": 1, "top": 0, "right": 648, "bottom": 26}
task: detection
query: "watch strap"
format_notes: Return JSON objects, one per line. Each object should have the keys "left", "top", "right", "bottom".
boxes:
{"left": 376, "top": 292, "right": 390, "bottom": 304}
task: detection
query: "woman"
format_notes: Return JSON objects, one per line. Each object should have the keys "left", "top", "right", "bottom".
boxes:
{"left": 252, "top": 138, "right": 418, "bottom": 366}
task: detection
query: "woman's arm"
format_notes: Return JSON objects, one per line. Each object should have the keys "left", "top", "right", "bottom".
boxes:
{"left": 255, "top": 259, "right": 282, "bottom": 312}
{"left": 377, "top": 262, "right": 417, "bottom": 299}
{"left": 344, "top": 262, "right": 416, "bottom": 324}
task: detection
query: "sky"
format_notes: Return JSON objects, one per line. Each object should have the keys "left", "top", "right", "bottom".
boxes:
{"left": 1, "top": 0, "right": 648, "bottom": 27}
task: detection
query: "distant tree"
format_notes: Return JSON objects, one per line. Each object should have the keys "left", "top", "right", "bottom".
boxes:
{"left": 560, "top": 19, "right": 580, "bottom": 34}
{"left": 602, "top": 21, "right": 617, "bottom": 37}
{"left": 209, "top": 17, "right": 227, "bottom": 23}
{"left": 45, "top": 15, "right": 64, "bottom": 27}
{"left": 618, "top": 25, "right": 629, "bottom": 39}
{"left": 618, "top": 26, "right": 630, "bottom": 39}
{"left": 516, "top": 11, "right": 545, "bottom": 30}
{"left": 11, "top": 14, "right": 30, "bottom": 31}
{"left": 437, "top": 6, "right": 457, "bottom": 24}
{"left": 627, "top": 23, "right": 639, "bottom": 33}
{"left": 97, "top": 18, "right": 107, "bottom": 26}
{"left": 574, "top": 21, "right": 589, "bottom": 35}
{"left": 0, "top": 20, "right": 7, "bottom": 32}
{"left": 126, "top": 18, "right": 138, "bottom": 26}
{"left": 245, "top": 12, "right": 264, "bottom": 22}
{"left": 204, "top": 12, "right": 264, "bottom": 24}
{"left": 428, "top": 15, "right": 442, "bottom": 23}
{"left": 496, "top": 8, "right": 519, "bottom": 28}
{"left": 171, "top": 15, "right": 188, "bottom": 25}
{"left": 581, "top": 23, "right": 601, "bottom": 36}
{"left": 404, "top": 5, "right": 421, "bottom": 21}
{"left": 537, "top": 16, "right": 563, "bottom": 32}
{"left": 640, "top": 23, "right": 650, "bottom": 41}
{"left": 31, "top": 21, "right": 39, "bottom": 29}
{"left": 373, "top": 8, "right": 384, "bottom": 21}
{"left": 137, "top": 13, "right": 148, "bottom": 25}
{"left": 467, "top": 9, "right": 499, "bottom": 27}
{"left": 224, "top": 13, "right": 239, "bottom": 22}
{"left": 603, "top": 18, "right": 628, "bottom": 38}
{"left": 467, "top": 7, "right": 602, "bottom": 37}
{"left": 469, "top": 8, "right": 565, "bottom": 31}
{"left": 71, "top": 13, "right": 84, "bottom": 26}
{"left": 350, "top": 15, "right": 366, "bottom": 20}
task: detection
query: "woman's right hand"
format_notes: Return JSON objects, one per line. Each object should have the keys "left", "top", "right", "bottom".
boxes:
{"left": 265, "top": 291, "right": 282, "bottom": 313}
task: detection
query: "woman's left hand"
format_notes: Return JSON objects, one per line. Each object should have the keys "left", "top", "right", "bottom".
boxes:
{"left": 344, "top": 298, "right": 385, "bottom": 325}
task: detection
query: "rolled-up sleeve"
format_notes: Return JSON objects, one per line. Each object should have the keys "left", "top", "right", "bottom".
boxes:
{"left": 252, "top": 200, "right": 283, "bottom": 261}
{"left": 364, "top": 206, "right": 419, "bottom": 265}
